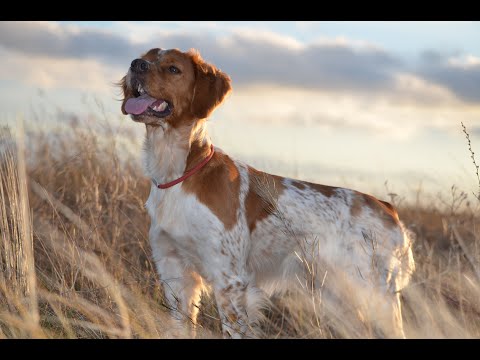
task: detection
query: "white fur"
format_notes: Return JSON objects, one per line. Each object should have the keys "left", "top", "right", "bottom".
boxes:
{"left": 140, "top": 122, "right": 415, "bottom": 339}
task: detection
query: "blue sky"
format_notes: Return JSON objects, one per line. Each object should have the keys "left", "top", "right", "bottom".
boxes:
{"left": 1, "top": 21, "right": 479, "bottom": 202}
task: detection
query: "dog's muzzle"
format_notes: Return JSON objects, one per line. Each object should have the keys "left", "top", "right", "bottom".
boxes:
{"left": 131, "top": 59, "right": 150, "bottom": 73}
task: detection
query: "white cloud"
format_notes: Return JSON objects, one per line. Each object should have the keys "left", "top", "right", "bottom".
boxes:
{"left": 109, "top": 21, "right": 222, "bottom": 44}
{"left": 229, "top": 28, "right": 305, "bottom": 51}
{"left": 216, "top": 83, "right": 480, "bottom": 141}
{"left": 447, "top": 54, "right": 480, "bottom": 69}
{"left": 0, "top": 49, "right": 122, "bottom": 93}
{"left": 390, "top": 73, "right": 462, "bottom": 106}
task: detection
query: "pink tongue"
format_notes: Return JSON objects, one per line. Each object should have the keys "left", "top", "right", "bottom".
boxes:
{"left": 125, "top": 94, "right": 157, "bottom": 115}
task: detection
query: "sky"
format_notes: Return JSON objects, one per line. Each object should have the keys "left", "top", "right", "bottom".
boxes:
{"left": 1, "top": 21, "right": 480, "bottom": 203}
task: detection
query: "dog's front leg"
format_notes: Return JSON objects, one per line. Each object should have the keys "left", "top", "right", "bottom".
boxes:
{"left": 150, "top": 229, "right": 204, "bottom": 338}
{"left": 210, "top": 255, "right": 265, "bottom": 339}
{"left": 213, "top": 277, "right": 253, "bottom": 339}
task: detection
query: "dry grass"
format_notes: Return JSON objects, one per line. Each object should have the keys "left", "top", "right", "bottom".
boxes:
{"left": 1, "top": 115, "right": 479, "bottom": 339}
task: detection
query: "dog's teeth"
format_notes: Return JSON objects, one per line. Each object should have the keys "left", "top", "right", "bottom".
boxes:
{"left": 152, "top": 102, "right": 167, "bottom": 112}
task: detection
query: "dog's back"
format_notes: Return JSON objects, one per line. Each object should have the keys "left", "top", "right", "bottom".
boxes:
{"left": 236, "top": 161, "right": 415, "bottom": 337}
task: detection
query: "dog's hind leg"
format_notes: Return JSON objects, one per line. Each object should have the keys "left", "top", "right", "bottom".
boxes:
{"left": 358, "top": 261, "right": 407, "bottom": 338}
{"left": 367, "top": 291, "right": 406, "bottom": 339}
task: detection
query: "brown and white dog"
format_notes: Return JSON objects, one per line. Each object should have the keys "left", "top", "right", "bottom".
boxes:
{"left": 120, "top": 48, "right": 415, "bottom": 338}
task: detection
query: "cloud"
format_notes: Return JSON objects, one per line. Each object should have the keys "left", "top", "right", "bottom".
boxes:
{"left": 213, "top": 84, "right": 479, "bottom": 141}
{"left": 0, "top": 21, "right": 402, "bottom": 94}
{"left": 0, "top": 21, "right": 479, "bottom": 106}
{"left": 416, "top": 51, "right": 480, "bottom": 103}
{"left": 0, "top": 47, "right": 122, "bottom": 94}
{"left": 0, "top": 22, "right": 138, "bottom": 67}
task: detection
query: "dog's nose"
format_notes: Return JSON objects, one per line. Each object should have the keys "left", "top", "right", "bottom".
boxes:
{"left": 131, "top": 59, "right": 149, "bottom": 73}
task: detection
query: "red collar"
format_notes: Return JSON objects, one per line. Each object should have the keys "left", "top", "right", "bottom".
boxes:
{"left": 152, "top": 144, "right": 215, "bottom": 189}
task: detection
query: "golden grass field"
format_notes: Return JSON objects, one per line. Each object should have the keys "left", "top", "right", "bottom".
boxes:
{"left": 1, "top": 116, "right": 480, "bottom": 339}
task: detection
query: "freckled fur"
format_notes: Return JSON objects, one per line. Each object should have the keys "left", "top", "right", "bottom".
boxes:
{"left": 120, "top": 47, "right": 415, "bottom": 338}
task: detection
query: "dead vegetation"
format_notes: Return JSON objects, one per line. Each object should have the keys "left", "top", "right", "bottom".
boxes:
{"left": 0, "top": 117, "right": 479, "bottom": 338}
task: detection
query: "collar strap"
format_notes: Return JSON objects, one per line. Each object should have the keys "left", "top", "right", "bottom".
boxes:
{"left": 152, "top": 144, "right": 215, "bottom": 189}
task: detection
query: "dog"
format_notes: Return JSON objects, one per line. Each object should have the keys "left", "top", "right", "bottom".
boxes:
{"left": 120, "top": 47, "right": 415, "bottom": 338}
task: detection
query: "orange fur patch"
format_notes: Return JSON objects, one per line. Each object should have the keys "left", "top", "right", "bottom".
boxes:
{"left": 351, "top": 192, "right": 400, "bottom": 228}
{"left": 182, "top": 149, "right": 240, "bottom": 230}
{"left": 363, "top": 194, "right": 400, "bottom": 228}
{"left": 188, "top": 50, "right": 232, "bottom": 120}
{"left": 291, "top": 180, "right": 306, "bottom": 190}
{"left": 245, "top": 167, "right": 285, "bottom": 233}
{"left": 307, "top": 182, "right": 337, "bottom": 198}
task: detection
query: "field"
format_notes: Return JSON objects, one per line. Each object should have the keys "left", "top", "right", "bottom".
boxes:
{"left": 1, "top": 116, "right": 479, "bottom": 339}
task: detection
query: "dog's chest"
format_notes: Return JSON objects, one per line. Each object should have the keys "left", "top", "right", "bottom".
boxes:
{"left": 145, "top": 185, "right": 226, "bottom": 261}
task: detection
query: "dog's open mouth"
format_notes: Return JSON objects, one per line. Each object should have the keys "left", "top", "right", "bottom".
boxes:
{"left": 125, "top": 84, "right": 172, "bottom": 118}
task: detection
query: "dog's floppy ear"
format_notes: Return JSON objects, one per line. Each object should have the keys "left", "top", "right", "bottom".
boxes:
{"left": 189, "top": 50, "right": 232, "bottom": 119}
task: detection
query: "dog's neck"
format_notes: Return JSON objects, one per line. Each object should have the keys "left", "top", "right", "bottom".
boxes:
{"left": 143, "top": 119, "right": 211, "bottom": 186}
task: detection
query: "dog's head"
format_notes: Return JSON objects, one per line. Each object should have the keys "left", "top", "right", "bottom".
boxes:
{"left": 120, "top": 48, "right": 232, "bottom": 126}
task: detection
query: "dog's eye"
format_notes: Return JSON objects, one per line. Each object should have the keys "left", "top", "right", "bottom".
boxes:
{"left": 168, "top": 66, "right": 180, "bottom": 74}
